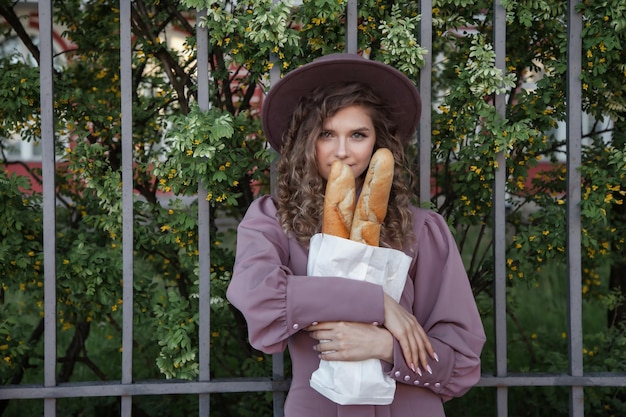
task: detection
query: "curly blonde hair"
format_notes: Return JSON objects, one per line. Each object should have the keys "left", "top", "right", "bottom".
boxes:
{"left": 275, "top": 82, "right": 415, "bottom": 249}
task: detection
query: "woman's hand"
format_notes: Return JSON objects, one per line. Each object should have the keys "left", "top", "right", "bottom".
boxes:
{"left": 307, "top": 321, "right": 393, "bottom": 362}
{"left": 382, "top": 293, "right": 436, "bottom": 373}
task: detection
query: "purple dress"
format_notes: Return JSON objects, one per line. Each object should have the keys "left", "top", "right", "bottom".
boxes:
{"left": 227, "top": 196, "right": 486, "bottom": 417}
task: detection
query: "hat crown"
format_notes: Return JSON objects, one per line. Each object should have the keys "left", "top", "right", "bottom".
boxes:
{"left": 262, "top": 53, "right": 421, "bottom": 152}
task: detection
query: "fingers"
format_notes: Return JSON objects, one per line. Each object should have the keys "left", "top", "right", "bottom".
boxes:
{"left": 382, "top": 293, "right": 438, "bottom": 372}
{"left": 395, "top": 316, "right": 421, "bottom": 371}
{"left": 383, "top": 294, "right": 419, "bottom": 367}
{"left": 414, "top": 325, "right": 432, "bottom": 373}
{"left": 306, "top": 322, "right": 335, "bottom": 342}
{"left": 313, "top": 338, "right": 336, "bottom": 356}
{"left": 307, "top": 322, "right": 338, "bottom": 358}
{"left": 308, "top": 321, "right": 393, "bottom": 362}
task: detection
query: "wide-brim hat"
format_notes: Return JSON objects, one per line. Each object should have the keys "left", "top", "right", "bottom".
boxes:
{"left": 262, "top": 53, "right": 422, "bottom": 152}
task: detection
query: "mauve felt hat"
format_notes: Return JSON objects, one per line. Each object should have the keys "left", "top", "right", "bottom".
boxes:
{"left": 261, "top": 53, "right": 422, "bottom": 152}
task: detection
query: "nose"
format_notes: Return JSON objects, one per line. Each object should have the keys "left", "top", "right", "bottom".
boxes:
{"left": 334, "top": 137, "right": 349, "bottom": 159}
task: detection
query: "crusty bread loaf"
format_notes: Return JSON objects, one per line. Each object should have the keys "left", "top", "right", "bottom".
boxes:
{"left": 322, "top": 160, "right": 356, "bottom": 239}
{"left": 349, "top": 148, "right": 394, "bottom": 246}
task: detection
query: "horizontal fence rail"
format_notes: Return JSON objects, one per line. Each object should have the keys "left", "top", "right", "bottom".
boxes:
{"left": 1, "top": 1, "right": 622, "bottom": 417}
{"left": 2, "top": 373, "right": 626, "bottom": 400}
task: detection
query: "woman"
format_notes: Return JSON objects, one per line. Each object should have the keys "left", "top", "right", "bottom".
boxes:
{"left": 226, "top": 53, "right": 486, "bottom": 417}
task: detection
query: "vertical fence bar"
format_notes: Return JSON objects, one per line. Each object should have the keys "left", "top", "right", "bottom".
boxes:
{"left": 566, "top": 1, "right": 584, "bottom": 416}
{"left": 271, "top": 352, "right": 285, "bottom": 417}
{"left": 268, "top": 7, "right": 280, "bottom": 192}
{"left": 345, "top": 0, "right": 357, "bottom": 54}
{"left": 269, "top": 47, "right": 285, "bottom": 417}
{"left": 120, "top": 0, "right": 134, "bottom": 416}
{"left": 418, "top": 0, "right": 432, "bottom": 204}
{"left": 196, "top": 7, "right": 212, "bottom": 417}
{"left": 493, "top": 1, "right": 508, "bottom": 416}
{"left": 39, "top": 0, "right": 56, "bottom": 415}
{"left": 268, "top": 3, "right": 285, "bottom": 415}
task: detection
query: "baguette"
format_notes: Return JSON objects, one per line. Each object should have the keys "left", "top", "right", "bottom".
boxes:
{"left": 322, "top": 160, "right": 356, "bottom": 239}
{"left": 349, "top": 148, "right": 394, "bottom": 246}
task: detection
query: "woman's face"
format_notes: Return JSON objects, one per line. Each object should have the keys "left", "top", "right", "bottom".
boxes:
{"left": 315, "top": 104, "right": 377, "bottom": 181}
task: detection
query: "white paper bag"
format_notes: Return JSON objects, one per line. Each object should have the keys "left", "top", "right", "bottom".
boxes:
{"left": 307, "top": 233, "right": 413, "bottom": 405}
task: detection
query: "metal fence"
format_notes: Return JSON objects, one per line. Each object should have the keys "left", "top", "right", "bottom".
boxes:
{"left": 1, "top": 0, "right": 626, "bottom": 417}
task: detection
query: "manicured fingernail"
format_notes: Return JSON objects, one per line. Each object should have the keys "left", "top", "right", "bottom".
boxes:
{"left": 427, "top": 365, "right": 433, "bottom": 375}
{"left": 434, "top": 352, "right": 440, "bottom": 362}
{"left": 410, "top": 363, "right": 416, "bottom": 372}
{"left": 417, "top": 367, "right": 423, "bottom": 377}
{"left": 311, "top": 321, "right": 318, "bottom": 325}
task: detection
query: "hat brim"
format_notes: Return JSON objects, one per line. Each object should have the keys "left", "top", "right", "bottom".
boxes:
{"left": 261, "top": 53, "right": 421, "bottom": 152}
